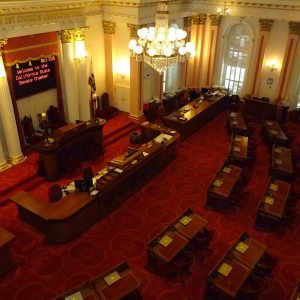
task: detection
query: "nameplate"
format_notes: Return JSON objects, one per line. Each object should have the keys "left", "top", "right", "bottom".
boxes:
{"left": 159, "top": 235, "right": 173, "bottom": 247}
{"left": 218, "top": 263, "right": 232, "bottom": 277}
{"left": 65, "top": 291, "right": 83, "bottom": 300}
{"left": 179, "top": 216, "right": 192, "bottom": 226}
{"left": 90, "top": 189, "right": 99, "bottom": 196}
{"left": 265, "top": 196, "right": 274, "bottom": 205}
{"left": 235, "top": 242, "right": 249, "bottom": 254}
{"left": 270, "top": 183, "right": 278, "bottom": 192}
{"left": 104, "top": 271, "right": 121, "bottom": 286}
{"left": 223, "top": 167, "right": 231, "bottom": 174}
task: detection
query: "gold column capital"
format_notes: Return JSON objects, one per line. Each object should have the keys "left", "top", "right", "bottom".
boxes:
{"left": 103, "top": 21, "right": 116, "bottom": 34}
{"left": 0, "top": 39, "right": 8, "bottom": 55}
{"left": 59, "top": 29, "right": 74, "bottom": 43}
{"left": 259, "top": 19, "right": 273, "bottom": 31}
{"left": 127, "top": 24, "right": 148, "bottom": 38}
{"left": 73, "top": 27, "right": 88, "bottom": 41}
{"left": 184, "top": 16, "right": 193, "bottom": 28}
{"left": 209, "top": 14, "right": 222, "bottom": 26}
{"left": 289, "top": 22, "right": 300, "bottom": 35}
{"left": 193, "top": 14, "right": 207, "bottom": 25}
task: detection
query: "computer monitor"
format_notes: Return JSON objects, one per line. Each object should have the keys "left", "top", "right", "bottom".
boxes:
{"left": 74, "top": 179, "right": 93, "bottom": 192}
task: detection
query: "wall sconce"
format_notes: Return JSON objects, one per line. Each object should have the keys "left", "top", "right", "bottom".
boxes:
{"left": 74, "top": 40, "right": 87, "bottom": 61}
{"left": 115, "top": 59, "right": 130, "bottom": 80}
{"left": 266, "top": 60, "right": 278, "bottom": 72}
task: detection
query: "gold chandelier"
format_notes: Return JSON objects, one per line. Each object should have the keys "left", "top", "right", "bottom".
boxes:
{"left": 217, "top": 2, "right": 231, "bottom": 16}
{"left": 129, "top": 0, "right": 194, "bottom": 74}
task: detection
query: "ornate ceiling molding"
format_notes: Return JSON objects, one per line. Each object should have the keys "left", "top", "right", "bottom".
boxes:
{"left": 289, "top": 22, "right": 300, "bottom": 35}
{"left": 209, "top": 14, "right": 222, "bottom": 26}
{"left": 259, "top": 19, "right": 273, "bottom": 31}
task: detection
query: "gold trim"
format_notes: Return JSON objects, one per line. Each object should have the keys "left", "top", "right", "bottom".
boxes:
{"left": 259, "top": 19, "right": 273, "bottom": 31}
{"left": 127, "top": 23, "right": 148, "bottom": 38}
{"left": 0, "top": 161, "right": 11, "bottom": 172}
{"left": 2, "top": 41, "right": 59, "bottom": 54}
{"left": 184, "top": 16, "right": 193, "bottom": 28}
{"left": 60, "top": 29, "right": 74, "bottom": 43}
{"left": 0, "top": 39, "right": 8, "bottom": 54}
{"left": 192, "top": 14, "right": 206, "bottom": 25}
{"left": 209, "top": 14, "right": 222, "bottom": 27}
{"left": 74, "top": 27, "right": 88, "bottom": 41}
{"left": 7, "top": 154, "right": 26, "bottom": 165}
{"left": 4, "top": 53, "right": 59, "bottom": 67}
{"left": 128, "top": 113, "right": 145, "bottom": 123}
{"left": 103, "top": 21, "right": 116, "bottom": 34}
{"left": 289, "top": 22, "right": 300, "bottom": 35}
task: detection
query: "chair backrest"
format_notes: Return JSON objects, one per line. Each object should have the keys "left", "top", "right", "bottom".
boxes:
{"left": 21, "top": 116, "right": 35, "bottom": 138}
{"left": 82, "top": 166, "right": 94, "bottom": 180}
{"left": 101, "top": 93, "right": 109, "bottom": 108}
{"left": 47, "top": 105, "right": 61, "bottom": 129}
{"left": 48, "top": 184, "right": 63, "bottom": 203}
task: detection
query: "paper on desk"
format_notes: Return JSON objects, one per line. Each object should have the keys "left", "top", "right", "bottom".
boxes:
{"left": 235, "top": 242, "right": 249, "bottom": 254}
{"left": 235, "top": 137, "right": 242, "bottom": 142}
{"left": 65, "top": 291, "right": 83, "bottom": 300}
{"left": 270, "top": 183, "right": 278, "bottom": 191}
{"left": 114, "top": 168, "right": 123, "bottom": 173}
{"left": 223, "top": 167, "right": 231, "bottom": 174}
{"left": 275, "top": 159, "right": 283, "bottom": 165}
{"left": 218, "top": 263, "right": 232, "bottom": 277}
{"left": 179, "top": 216, "right": 192, "bottom": 226}
{"left": 159, "top": 235, "right": 173, "bottom": 247}
{"left": 265, "top": 196, "right": 274, "bottom": 205}
{"left": 213, "top": 179, "right": 223, "bottom": 187}
{"left": 233, "top": 146, "right": 241, "bottom": 152}
{"left": 104, "top": 271, "right": 121, "bottom": 286}
{"left": 274, "top": 148, "right": 282, "bottom": 153}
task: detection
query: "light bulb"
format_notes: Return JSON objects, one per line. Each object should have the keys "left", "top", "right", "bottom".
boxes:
{"left": 178, "top": 47, "right": 187, "bottom": 55}
{"left": 164, "top": 48, "right": 172, "bottom": 57}
{"left": 148, "top": 27, "right": 155, "bottom": 34}
{"left": 157, "top": 33, "right": 165, "bottom": 42}
{"left": 147, "top": 32, "right": 155, "bottom": 41}
{"left": 135, "top": 45, "right": 143, "bottom": 55}
{"left": 185, "top": 42, "right": 194, "bottom": 52}
{"left": 129, "top": 39, "right": 137, "bottom": 50}
{"left": 148, "top": 48, "right": 156, "bottom": 57}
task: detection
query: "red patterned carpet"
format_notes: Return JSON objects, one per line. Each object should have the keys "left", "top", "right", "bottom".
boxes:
{"left": 0, "top": 111, "right": 299, "bottom": 300}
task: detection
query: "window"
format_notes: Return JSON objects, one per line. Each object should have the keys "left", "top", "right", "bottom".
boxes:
{"left": 221, "top": 24, "right": 252, "bottom": 95}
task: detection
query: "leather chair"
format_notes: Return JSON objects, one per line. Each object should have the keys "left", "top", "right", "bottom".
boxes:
{"left": 82, "top": 166, "right": 94, "bottom": 180}
{"left": 190, "top": 227, "right": 214, "bottom": 258}
{"left": 21, "top": 116, "right": 44, "bottom": 146}
{"left": 255, "top": 252, "right": 278, "bottom": 278}
{"left": 96, "top": 92, "right": 118, "bottom": 119}
{"left": 239, "top": 273, "right": 267, "bottom": 300}
{"left": 48, "top": 184, "right": 63, "bottom": 203}
{"left": 47, "top": 105, "right": 67, "bottom": 130}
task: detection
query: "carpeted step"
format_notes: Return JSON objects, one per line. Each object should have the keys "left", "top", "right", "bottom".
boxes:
{"left": 104, "top": 122, "right": 138, "bottom": 147}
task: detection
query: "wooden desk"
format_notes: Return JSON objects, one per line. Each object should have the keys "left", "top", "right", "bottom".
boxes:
{"left": 229, "top": 112, "right": 248, "bottom": 136}
{"left": 207, "top": 254, "right": 251, "bottom": 298}
{"left": 207, "top": 232, "right": 267, "bottom": 299}
{"left": 271, "top": 145, "right": 294, "bottom": 180}
{"left": 148, "top": 230, "right": 189, "bottom": 264}
{"left": 262, "top": 120, "right": 288, "bottom": 146}
{"left": 11, "top": 127, "right": 179, "bottom": 243}
{"left": 34, "top": 119, "right": 106, "bottom": 181}
{"left": 163, "top": 92, "right": 229, "bottom": 139}
{"left": 289, "top": 280, "right": 300, "bottom": 300}
{"left": 254, "top": 178, "right": 291, "bottom": 231}
{"left": 229, "top": 135, "right": 248, "bottom": 165}
{"left": 56, "top": 262, "right": 142, "bottom": 300}
{"left": 206, "top": 164, "right": 242, "bottom": 210}
{"left": 173, "top": 210, "right": 208, "bottom": 240}
{"left": 230, "top": 233, "right": 267, "bottom": 269}
{"left": 0, "top": 226, "right": 15, "bottom": 276}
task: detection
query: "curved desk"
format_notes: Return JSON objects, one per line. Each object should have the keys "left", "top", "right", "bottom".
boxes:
{"left": 34, "top": 119, "right": 105, "bottom": 181}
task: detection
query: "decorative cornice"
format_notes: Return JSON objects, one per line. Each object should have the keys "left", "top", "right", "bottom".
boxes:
{"left": 289, "top": 21, "right": 300, "bottom": 35}
{"left": 103, "top": 21, "right": 116, "bottom": 34}
{"left": 0, "top": 39, "right": 7, "bottom": 55}
{"left": 73, "top": 27, "right": 88, "bottom": 41}
{"left": 209, "top": 14, "right": 222, "bottom": 27}
{"left": 192, "top": 14, "right": 207, "bottom": 25}
{"left": 259, "top": 19, "right": 273, "bottom": 31}
{"left": 59, "top": 29, "right": 74, "bottom": 43}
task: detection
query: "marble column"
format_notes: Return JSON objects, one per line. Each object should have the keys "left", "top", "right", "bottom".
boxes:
{"left": 0, "top": 40, "right": 25, "bottom": 165}
{"left": 276, "top": 22, "right": 300, "bottom": 103}
{"left": 192, "top": 14, "right": 207, "bottom": 88}
{"left": 60, "top": 29, "right": 79, "bottom": 123}
{"left": 0, "top": 140, "right": 10, "bottom": 171}
{"left": 74, "top": 27, "right": 90, "bottom": 120}
{"left": 205, "top": 14, "right": 222, "bottom": 87}
{"left": 251, "top": 19, "right": 273, "bottom": 96}
{"left": 127, "top": 24, "right": 145, "bottom": 122}
{"left": 103, "top": 21, "right": 116, "bottom": 107}
{"left": 153, "top": 71, "right": 163, "bottom": 101}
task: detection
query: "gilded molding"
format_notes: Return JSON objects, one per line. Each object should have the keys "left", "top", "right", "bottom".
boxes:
{"left": 103, "top": 21, "right": 116, "bottom": 34}
{"left": 73, "top": 27, "right": 88, "bottom": 41}
{"left": 209, "top": 14, "right": 222, "bottom": 26}
{"left": 184, "top": 16, "right": 192, "bottom": 28}
{"left": 289, "top": 22, "right": 300, "bottom": 35}
{"left": 60, "top": 29, "right": 74, "bottom": 43}
{"left": 0, "top": 39, "right": 7, "bottom": 55}
{"left": 192, "top": 14, "right": 206, "bottom": 25}
{"left": 259, "top": 19, "right": 273, "bottom": 31}
{"left": 127, "top": 24, "right": 148, "bottom": 38}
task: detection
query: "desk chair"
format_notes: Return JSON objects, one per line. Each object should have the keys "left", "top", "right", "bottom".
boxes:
{"left": 82, "top": 166, "right": 94, "bottom": 180}
{"left": 239, "top": 273, "right": 267, "bottom": 300}
{"left": 190, "top": 227, "right": 214, "bottom": 259}
{"left": 21, "top": 116, "right": 44, "bottom": 146}
{"left": 48, "top": 184, "right": 63, "bottom": 203}
{"left": 255, "top": 252, "right": 278, "bottom": 278}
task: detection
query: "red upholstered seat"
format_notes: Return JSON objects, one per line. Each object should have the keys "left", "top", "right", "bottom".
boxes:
{"left": 21, "top": 115, "right": 44, "bottom": 146}
{"left": 96, "top": 92, "right": 118, "bottom": 119}
{"left": 48, "top": 184, "right": 63, "bottom": 203}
